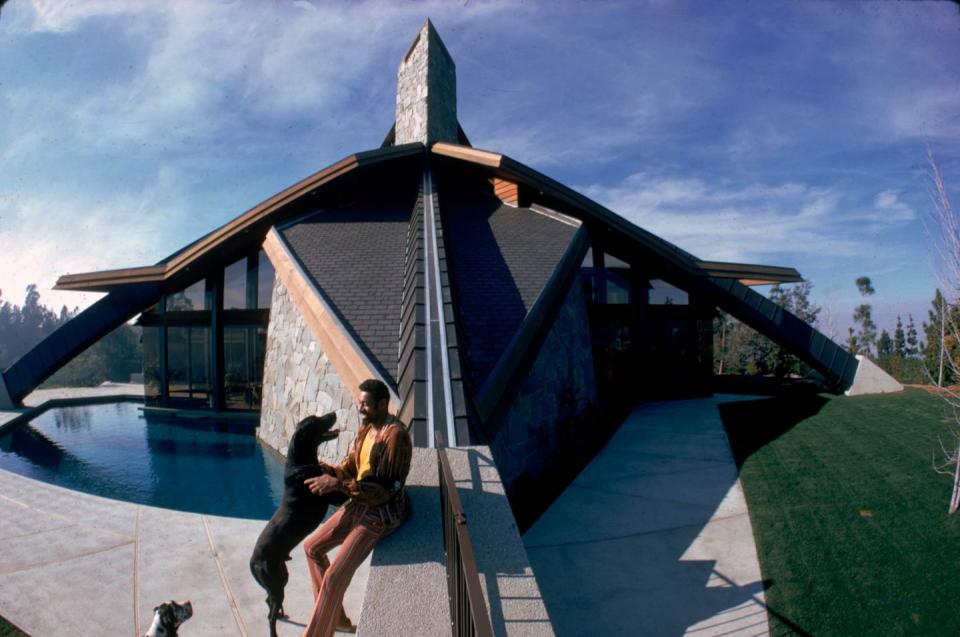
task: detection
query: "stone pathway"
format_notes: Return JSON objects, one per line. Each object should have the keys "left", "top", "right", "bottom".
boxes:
{"left": 523, "top": 396, "right": 770, "bottom": 637}
{"left": 0, "top": 469, "right": 369, "bottom": 636}
{"left": 0, "top": 384, "right": 368, "bottom": 636}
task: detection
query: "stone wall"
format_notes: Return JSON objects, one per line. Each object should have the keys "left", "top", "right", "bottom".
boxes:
{"left": 490, "top": 281, "right": 598, "bottom": 503}
{"left": 258, "top": 278, "right": 360, "bottom": 463}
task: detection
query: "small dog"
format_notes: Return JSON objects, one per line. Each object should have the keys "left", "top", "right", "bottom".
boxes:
{"left": 250, "top": 413, "right": 347, "bottom": 637}
{"left": 144, "top": 600, "right": 193, "bottom": 637}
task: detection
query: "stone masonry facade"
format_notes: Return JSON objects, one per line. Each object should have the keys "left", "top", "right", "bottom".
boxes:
{"left": 490, "top": 281, "right": 598, "bottom": 494}
{"left": 395, "top": 21, "right": 457, "bottom": 146}
{"left": 258, "top": 278, "right": 360, "bottom": 463}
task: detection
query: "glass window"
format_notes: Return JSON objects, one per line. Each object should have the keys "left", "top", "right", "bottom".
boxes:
{"left": 190, "top": 327, "right": 211, "bottom": 399}
{"left": 649, "top": 279, "right": 689, "bottom": 305}
{"left": 605, "top": 269, "right": 631, "bottom": 305}
{"left": 166, "top": 280, "right": 207, "bottom": 311}
{"left": 167, "top": 326, "right": 210, "bottom": 407}
{"left": 223, "top": 257, "right": 248, "bottom": 310}
{"left": 224, "top": 325, "right": 267, "bottom": 410}
{"left": 257, "top": 250, "right": 275, "bottom": 309}
{"left": 142, "top": 326, "right": 162, "bottom": 402}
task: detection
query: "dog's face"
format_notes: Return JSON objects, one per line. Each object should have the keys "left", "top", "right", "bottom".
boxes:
{"left": 144, "top": 600, "right": 193, "bottom": 637}
{"left": 288, "top": 413, "right": 339, "bottom": 464}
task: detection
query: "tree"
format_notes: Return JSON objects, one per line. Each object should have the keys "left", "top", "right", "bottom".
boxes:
{"left": 0, "top": 284, "right": 142, "bottom": 386}
{"left": 713, "top": 280, "right": 820, "bottom": 378}
{"left": 769, "top": 281, "right": 820, "bottom": 377}
{"left": 894, "top": 316, "right": 906, "bottom": 359}
{"left": 924, "top": 147, "right": 960, "bottom": 513}
{"left": 906, "top": 314, "right": 921, "bottom": 357}
{"left": 923, "top": 289, "right": 960, "bottom": 387}
{"left": 877, "top": 329, "right": 894, "bottom": 364}
{"left": 848, "top": 276, "right": 877, "bottom": 357}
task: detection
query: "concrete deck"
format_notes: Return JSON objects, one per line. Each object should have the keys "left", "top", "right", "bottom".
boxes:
{"left": 523, "top": 396, "right": 770, "bottom": 637}
{"left": 1, "top": 385, "right": 771, "bottom": 636}
{"left": 0, "top": 384, "right": 369, "bottom": 636}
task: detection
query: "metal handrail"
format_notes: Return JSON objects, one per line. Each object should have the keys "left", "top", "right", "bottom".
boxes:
{"left": 436, "top": 432, "right": 495, "bottom": 637}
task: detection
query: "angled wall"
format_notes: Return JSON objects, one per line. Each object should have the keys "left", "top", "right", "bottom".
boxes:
{"left": 487, "top": 279, "right": 598, "bottom": 528}
{"left": 258, "top": 226, "right": 402, "bottom": 460}
{"left": 259, "top": 278, "right": 361, "bottom": 462}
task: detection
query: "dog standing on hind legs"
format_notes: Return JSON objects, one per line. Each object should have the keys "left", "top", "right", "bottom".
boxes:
{"left": 250, "top": 413, "right": 347, "bottom": 637}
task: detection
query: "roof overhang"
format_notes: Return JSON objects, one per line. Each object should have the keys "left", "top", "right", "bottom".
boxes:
{"left": 55, "top": 143, "right": 424, "bottom": 292}
{"left": 430, "top": 142, "right": 803, "bottom": 285}
{"left": 694, "top": 260, "right": 803, "bottom": 286}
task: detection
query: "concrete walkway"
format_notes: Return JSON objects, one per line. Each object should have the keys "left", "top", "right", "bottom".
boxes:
{"left": 523, "top": 396, "right": 770, "bottom": 637}
{"left": 0, "top": 384, "right": 369, "bottom": 636}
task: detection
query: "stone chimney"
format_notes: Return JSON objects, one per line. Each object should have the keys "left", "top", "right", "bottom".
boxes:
{"left": 395, "top": 19, "right": 457, "bottom": 146}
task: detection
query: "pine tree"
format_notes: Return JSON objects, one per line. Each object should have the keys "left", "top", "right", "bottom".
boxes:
{"left": 768, "top": 281, "right": 821, "bottom": 377}
{"left": 906, "top": 314, "right": 921, "bottom": 357}
{"left": 923, "top": 289, "right": 960, "bottom": 386}
{"left": 894, "top": 316, "right": 906, "bottom": 358}
{"left": 850, "top": 277, "right": 877, "bottom": 357}
{"left": 877, "top": 329, "right": 894, "bottom": 365}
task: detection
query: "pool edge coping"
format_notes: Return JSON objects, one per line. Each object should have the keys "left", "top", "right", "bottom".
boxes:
{"left": 0, "top": 393, "right": 146, "bottom": 435}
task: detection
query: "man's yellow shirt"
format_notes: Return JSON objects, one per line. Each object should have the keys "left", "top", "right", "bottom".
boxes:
{"left": 357, "top": 428, "right": 375, "bottom": 479}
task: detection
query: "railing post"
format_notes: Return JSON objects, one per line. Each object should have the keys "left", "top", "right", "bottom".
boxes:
{"left": 436, "top": 432, "right": 495, "bottom": 637}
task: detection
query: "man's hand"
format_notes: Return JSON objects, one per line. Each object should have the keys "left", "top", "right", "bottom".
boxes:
{"left": 304, "top": 474, "right": 341, "bottom": 495}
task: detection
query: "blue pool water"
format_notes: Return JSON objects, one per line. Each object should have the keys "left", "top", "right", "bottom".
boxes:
{"left": 0, "top": 402, "right": 284, "bottom": 519}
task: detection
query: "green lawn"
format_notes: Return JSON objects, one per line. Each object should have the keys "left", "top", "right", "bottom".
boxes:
{"left": 0, "top": 617, "right": 27, "bottom": 637}
{"left": 720, "top": 388, "right": 960, "bottom": 636}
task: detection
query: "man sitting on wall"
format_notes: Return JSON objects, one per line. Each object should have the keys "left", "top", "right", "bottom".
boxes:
{"left": 301, "top": 378, "right": 412, "bottom": 636}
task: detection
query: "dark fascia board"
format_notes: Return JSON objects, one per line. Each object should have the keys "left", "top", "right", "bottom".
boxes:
{"left": 431, "top": 142, "right": 706, "bottom": 276}
{"left": 55, "top": 143, "right": 425, "bottom": 292}
{"left": 434, "top": 144, "right": 804, "bottom": 285}
{"left": 695, "top": 260, "right": 803, "bottom": 284}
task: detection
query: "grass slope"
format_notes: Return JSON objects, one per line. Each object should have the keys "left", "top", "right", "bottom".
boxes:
{"left": 0, "top": 617, "right": 27, "bottom": 637}
{"left": 721, "top": 388, "right": 960, "bottom": 636}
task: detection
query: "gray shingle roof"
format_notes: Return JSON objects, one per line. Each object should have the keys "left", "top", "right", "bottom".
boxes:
{"left": 439, "top": 184, "right": 580, "bottom": 389}
{"left": 280, "top": 191, "right": 416, "bottom": 387}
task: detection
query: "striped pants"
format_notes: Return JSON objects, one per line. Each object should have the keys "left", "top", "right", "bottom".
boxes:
{"left": 301, "top": 505, "right": 386, "bottom": 637}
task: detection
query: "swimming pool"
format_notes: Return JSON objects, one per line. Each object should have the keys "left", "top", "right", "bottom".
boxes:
{"left": 0, "top": 402, "right": 285, "bottom": 519}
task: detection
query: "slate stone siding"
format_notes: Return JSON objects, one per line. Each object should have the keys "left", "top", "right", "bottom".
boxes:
{"left": 258, "top": 278, "right": 360, "bottom": 463}
{"left": 490, "top": 280, "right": 597, "bottom": 496}
{"left": 441, "top": 188, "right": 579, "bottom": 389}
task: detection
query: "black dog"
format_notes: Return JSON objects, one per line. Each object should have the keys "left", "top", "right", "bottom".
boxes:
{"left": 250, "top": 413, "right": 347, "bottom": 637}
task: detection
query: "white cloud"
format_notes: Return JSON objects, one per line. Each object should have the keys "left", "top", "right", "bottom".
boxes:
{"left": 871, "top": 190, "right": 916, "bottom": 224}
{"left": 580, "top": 174, "right": 916, "bottom": 264}
{"left": 0, "top": 166, "right": 199, "bottom": 312}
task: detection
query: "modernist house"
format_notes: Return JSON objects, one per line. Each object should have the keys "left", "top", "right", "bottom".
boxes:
{"left": 0, "top": 21, "right": 898, "bottom": 518}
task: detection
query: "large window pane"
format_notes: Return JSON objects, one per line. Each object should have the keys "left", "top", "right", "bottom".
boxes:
{"left": 190, "top": 327, "right": 210, "bottom": 399}
{"left": 167, "top": 326, "right": 210, "bottom": 408}
{"left": 224, "top": 325, "right": 266, "bottom": 410}
{"left": 142, "top": 326, "right": 161, "bottom": 403}
{"left": 224, "top": 257, "right": 248, "bottom": 310}
{"left": 166, "top": 280, "right": 207, "bottom": 311}
{"left": 257, "top": 250, "right": 275, "bottom": 309}
{"left": 649, "top": 279, "right": 689, "bottom": 305}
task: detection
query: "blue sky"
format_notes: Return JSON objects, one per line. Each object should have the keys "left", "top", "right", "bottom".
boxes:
{"left": 1, "top": 0, "right": 957, "bottom": 340}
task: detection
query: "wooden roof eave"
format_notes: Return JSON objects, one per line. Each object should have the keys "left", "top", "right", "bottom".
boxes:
{"left": 430, "top": 142, "right": 702, "bottom": 276}
{"left": 694, "top": 260, "right": 803, "bottom": 285}
{"left": 430, "top": 143, "right": 806, "bottom": 284}
{"left": 55, "top": 143, "right": 425, "bottom": 292}
{"left": 55, "top": 265, "right": 168, "bottom": 292}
